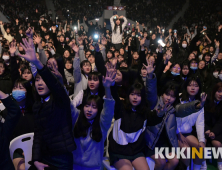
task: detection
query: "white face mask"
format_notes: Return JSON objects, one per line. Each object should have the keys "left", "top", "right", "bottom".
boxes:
{"left": 182, "top": 44, "right": 187, "bottom": 48}
{"left": 219, "top": 74, "right": 222, "bottom": 80}
{"left": 2, "top": 55, "right": 9, "bottom": 60}
{"left": 213, "top": 72, "right": 219, "bottom": 78}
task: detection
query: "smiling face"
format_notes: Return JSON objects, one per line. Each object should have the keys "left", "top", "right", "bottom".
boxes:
{"left": 22, "top": 69, "right": 32, "bottom": 81}
{"left": 129, "top": 90, "right": 141, "bottom": 107}
{"left": 35, "top": 74, "right": 50, "bottom": 96}
{"left": 187, "top": 80, "right": 199, "bottom": 97}
{"left": 84, "top": 100, "right": 98, "bottom": 120}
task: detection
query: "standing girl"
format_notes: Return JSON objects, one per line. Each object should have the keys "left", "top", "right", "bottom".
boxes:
{"left": 110, "top": 15, "right": 127, "bottom": 50}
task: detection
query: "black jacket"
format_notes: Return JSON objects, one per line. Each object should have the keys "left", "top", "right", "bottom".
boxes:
{"left": 0, "top": 95, "right": 21, "bottom": 170}
{"left": 32, "top": 66, "right": 76, "bottom": 162}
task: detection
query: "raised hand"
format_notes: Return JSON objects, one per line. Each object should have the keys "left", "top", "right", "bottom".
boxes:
{"left": 0, "top": 21, "right": 2, "bottom": 25}
{"left": 50, "top": 60, "right": 63, "bottom": 85}
{"left": 51, "top": 26, "right": 56, "bottom": 32}
{"left": 26, "top": 27, "right": 34, "bottom": 38}
{"left": 9, "top": 41, "right": 17, "bottom": 56}
{"left": 143, "top": 60, "right": 155, "bottom": 77}
{"left": 216, "top": 41, "right": 220, "bottom": 48}
{"left": 34, "top": 161, "right": 49, "bottom": 170}
{"left": 103, "top": 64, "right": 116, "bottom": 88}
{"left": 72, "top": 44, "right": 79, "bottom": 54}
{"left": 18, "top": 38, "right": 37, "bottom": 63}
{"left": 200, "top": 92, "right": 207, "bottom": 108}
{"left": 33, "top": 34, "right": 42, "bottom": 44}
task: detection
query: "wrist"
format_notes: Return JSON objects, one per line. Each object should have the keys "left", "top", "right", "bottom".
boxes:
{"left": 147, "top": 73, "right": 153, "bottom": 79}
{"left": 33, "top": 60, "right": 43, "bottom": 70}
{"left": 10, "top": 53, "right": 15, "bottom": 56}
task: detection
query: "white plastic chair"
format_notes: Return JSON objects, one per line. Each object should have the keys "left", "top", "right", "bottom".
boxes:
{"left": 9, "top": 133, "right": 34, "bottom": 170}
{"left": 102, "top": 157, "right": 155, "bottom": 170}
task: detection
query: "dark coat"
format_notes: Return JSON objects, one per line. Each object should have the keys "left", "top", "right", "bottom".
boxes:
{"left": 31, "top": 66, "right": 76, "bottom": 162}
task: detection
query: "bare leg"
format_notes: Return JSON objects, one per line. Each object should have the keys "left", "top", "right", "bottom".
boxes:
{"left": 151, "top": 154, "right": 166, "bottom": 170}
{"left": 164, "top": 153, "right": 179, "bottom": 170}
{"left": 132, "top": 157, "right": 150, "bottom": 170}
{"left": 114, "top": 159, "right": 134, "bottom": 170}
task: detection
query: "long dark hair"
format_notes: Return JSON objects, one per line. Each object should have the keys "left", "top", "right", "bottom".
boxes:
{"left": 14, "top": 78, "right": 34, "bottom": 113}
{"left": 113, "top": 19, "right": 123, "bottom": 34}
{"left": 181, "top": 76, "right": 202, "bottom": 101}
{"left": 74, "top": 95, "right": 103, "bottom": 142}
{"left": 123, "top": 82, "right": 147, "bottom": 113}
{"left": 86, "top": 72, "right": 104, "bottom": 96}
{"left": 205, "top": 82, "right": 222, "bottom": 116}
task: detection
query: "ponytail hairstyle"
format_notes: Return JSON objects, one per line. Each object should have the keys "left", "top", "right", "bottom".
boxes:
{"left": 74, "top": 95, "right": 103, "bottom": 142}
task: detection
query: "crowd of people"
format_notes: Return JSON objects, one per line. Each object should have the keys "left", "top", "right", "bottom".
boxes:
{"left": 53, "top": 0, "right": 113, "bottom": 22}
{"left": 121, "top": 0, "right": 186, "bottom": 28}
{"left": 0, "top": 2, "right": 222, "bottom": 170}
{"left": 0, "top": 0, "right": 47, "bottom": 23}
